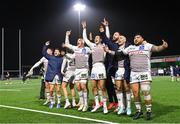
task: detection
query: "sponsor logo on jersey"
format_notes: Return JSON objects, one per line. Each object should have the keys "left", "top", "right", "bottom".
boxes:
{"left": 82, "top": 48, "right": 87, "bottom": 54}
{"left": 139, "top": 45, "right": 144, "bottom": 50}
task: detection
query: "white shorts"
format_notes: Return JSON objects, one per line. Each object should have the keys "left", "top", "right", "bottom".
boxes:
{"left": 170, "top": 72, "right": 174, "bottom": 77}
{"left": 62, "top": 70, "right": 75, "bottom": 84}
{"left": 50, "top": 75, "right": 61, "bottom": 85}
{"left": 74, "top": 68, "right": 89, "bottom": 84}
{"left": 115, "top": 67, "right": 125, "bottom": 80}
{"left": 130, "top": 71, "right": 152, "bottom": 84}
{"left": 91, "top": 63, "right": 106, "bottom": 80}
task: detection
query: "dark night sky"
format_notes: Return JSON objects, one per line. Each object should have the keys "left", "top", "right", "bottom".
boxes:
{"left": 0, "top": 0, "right": 179, "bottom": 70}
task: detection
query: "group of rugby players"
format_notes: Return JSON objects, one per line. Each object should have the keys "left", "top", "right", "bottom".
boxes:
{"left": 27, "top": 18, "right": 168, "bottom": 120}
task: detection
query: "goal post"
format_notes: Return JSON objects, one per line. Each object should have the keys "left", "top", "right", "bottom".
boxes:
{"left": 1, "top": 28, "right": 22, "bottom": 80}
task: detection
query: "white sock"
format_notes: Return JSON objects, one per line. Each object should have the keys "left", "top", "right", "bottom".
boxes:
{"left": 146, "top": 104, "right": 152, "bottom": 112}
{"left": 126, "top": 92, "right": 131, "bottom": 108}
{"left": 46, "top": 92, "right": 50, "bottom": 101}
{"left": 57, "top": 95, "right": 61, "bottom": 104}
{"left": 135, "top": 102, "right": 141, "bottom": 112}
{"left": 72, "top": 97, "right": 76, "bottom": 103}
{"left": 83, "top": 91, "right": 88, "bottom": 106}
{"left": 177, "top": 78, "right": 180, "bottom": 81}
{"left": 103, "top": 96, "right": 107, "bottom": 108}
{"left": 78, "top": 91, "right": 83, "bottom": 104}
{"left": 98, "top": 90, "right": 103, "bottom": 102}
{"left": 172, "top": 77, "right": 174, "bottom": 82}
{"left": 65, "top": 98, "right": 70, "bottom": 103}
{"left": 94, "top": 95, "right": 100, "bottom": 106}
{"left": 117, "top": 92, "right": 124, "bottom": 108}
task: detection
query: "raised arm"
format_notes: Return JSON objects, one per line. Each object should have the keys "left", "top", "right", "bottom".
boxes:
{"left": 89, "top": 32, "right": 93, "bottom": 41}
{"left": 82, "top": 21, "right": 95, "bottom": 48}
{"left": 42, "top": 41, "right": 52, "bottom": 60}
{"left": 100, "top": 31, "right": 119, "bottom": 50}
{"left": 101, "top": 18, "right": 110, "bottom": 39}
{"left": 64, "top": 31, "right": 77, "bottom": 51}
{"left": 65, "top": 30, "right": 71, "bottom": 44}
{"left": 151, "top": 40, "right": 168, "bottom": 52}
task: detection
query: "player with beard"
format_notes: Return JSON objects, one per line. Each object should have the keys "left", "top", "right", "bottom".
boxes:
{"left": 99, "top": 18, "right": 120, "bottom": 111}
{"left": 106, "top": 34, "right": 168, "bottom": 120}
{"left": 42, "top": 41, "right": 63, "bottom": 109}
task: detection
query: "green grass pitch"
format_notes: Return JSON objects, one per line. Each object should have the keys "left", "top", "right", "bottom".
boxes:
{"left": 0, "top": 76, "right": 180, "bottom": 123}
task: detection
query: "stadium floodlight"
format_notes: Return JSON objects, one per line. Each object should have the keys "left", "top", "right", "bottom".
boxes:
{"left": 73, "top": 3, "right": 86, "bottom": 36}
{"left": 73, "top": 3, "right": 86, "bottom": 11}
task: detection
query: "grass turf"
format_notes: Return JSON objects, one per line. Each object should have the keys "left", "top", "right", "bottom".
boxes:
{"left": 0, "top": 76, "right": 180, "bottom": 123}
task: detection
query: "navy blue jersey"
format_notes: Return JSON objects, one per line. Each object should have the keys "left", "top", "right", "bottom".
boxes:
{"left": 174, "top": 67, "right": 180, "bottom": 75}
{"left": 100, "top": 32, "right": 131, "bottom": 82}
{"left": 42, "top": 45, "right": 63, "bottom": 82}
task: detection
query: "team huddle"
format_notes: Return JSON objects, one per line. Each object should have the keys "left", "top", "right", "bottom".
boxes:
{"left": 27, "top": 18, "right": 168, "bottom": 120}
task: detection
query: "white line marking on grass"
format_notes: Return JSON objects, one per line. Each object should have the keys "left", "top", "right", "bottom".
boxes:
{"left": 0, "top": 89, "right": 21, "bottom": 91}
{"left": 0, "top": 105, "right": 116, "bottom": 124}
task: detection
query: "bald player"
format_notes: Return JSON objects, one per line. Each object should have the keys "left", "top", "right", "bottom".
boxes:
{"left": 106, "top": 35, "right": 132, "bottom": 115}
{"left": 106, "top": 34, "right": 168, "bottom": 120}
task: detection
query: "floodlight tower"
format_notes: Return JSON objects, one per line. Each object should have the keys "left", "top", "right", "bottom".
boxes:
{"left": 73, "top": 2, "right": 86, "bottom": 37}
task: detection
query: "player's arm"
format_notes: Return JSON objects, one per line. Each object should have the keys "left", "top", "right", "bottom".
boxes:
{"left": 104, "top": 45, "right": 116, "bottom": 55}
{"left": 61, "top": 58, "right": 67, "bottom": 75}
{"left": 63, "top": 31, "right": 77, "bottom": 51}
{"left": 82, "top": 21, "right": 95, "bottom": 48}
{"left": 99, "top": 24, "right": 118, "bottom": 50}
{"left": 65, "top": 53, "right": 75, "bottom": 60}
{"left": 28, "top": 58, "right": 44, "bottom": 76}
{"left": 151, "top": 40, "right": 168, "bottom": 52}
{"left": 101, "top": 18, "right": 110, "bottom": 39}
{"left": 65, "top": 30, "right": 71, "bottom": 44}
{"left": 89, "top": 32, "right": 93, "bottom": 41}
{"left": 42, "top": 41, "right": 52, "bottom": 60}
{"left": 104, "top": 45, "right": 128, "bottom": 59}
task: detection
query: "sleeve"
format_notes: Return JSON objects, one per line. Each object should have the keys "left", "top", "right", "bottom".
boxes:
{"left": 100, "top": 32, "right": 109, "bottom": 44}
{"left": 99, "top": 32, "right": 118, "bottom": 50}
{"left": 122, "top": 46, "right": 130, "bottom": 55}
{"left": 65, "top": 53, "right": 75, "bottom": 59}
{"left": 65, "top": 44, "right": 77, "bottom": 52}
{"left": 83, "top": 28, "right": 95, "bottom": 49}
{"left": 105, "top": 26, "right": 110, "bottom": 39}
{"left": 61, "top": 58, "right": 67, "bottom": 74}
{"left": 42, "top": 45, "right": 52, "bottom": 60}
{"left": 65, "top": 35, "right": 70, "bottom": 44}
{"left": 146, "top": 43, "right": 154, "bottom": 51}
{"left": 86, "top": 47, "right": 92, "bottom": 54}
{"left": 29, "top": 57, "right": 44, "bottom": 72}
{"left": 64, "top": 34, "right": 77, "bottom": 51}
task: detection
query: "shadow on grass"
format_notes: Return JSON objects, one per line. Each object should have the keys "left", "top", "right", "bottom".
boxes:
{"left": 152, "top": 102, "right": 180, "bottom": 119}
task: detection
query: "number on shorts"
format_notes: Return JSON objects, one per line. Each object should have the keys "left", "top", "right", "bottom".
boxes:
{"left": 69, "top": 59, "right": 75, "bottom": 66}
{"left": 81, "top": 74, "right": 87, "bottom": 78}
{"left": 98, "top": 74, "right": 104, "bottom": 79}
{"left": 140, "top": 74, "right": 148, "bottom": 80}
